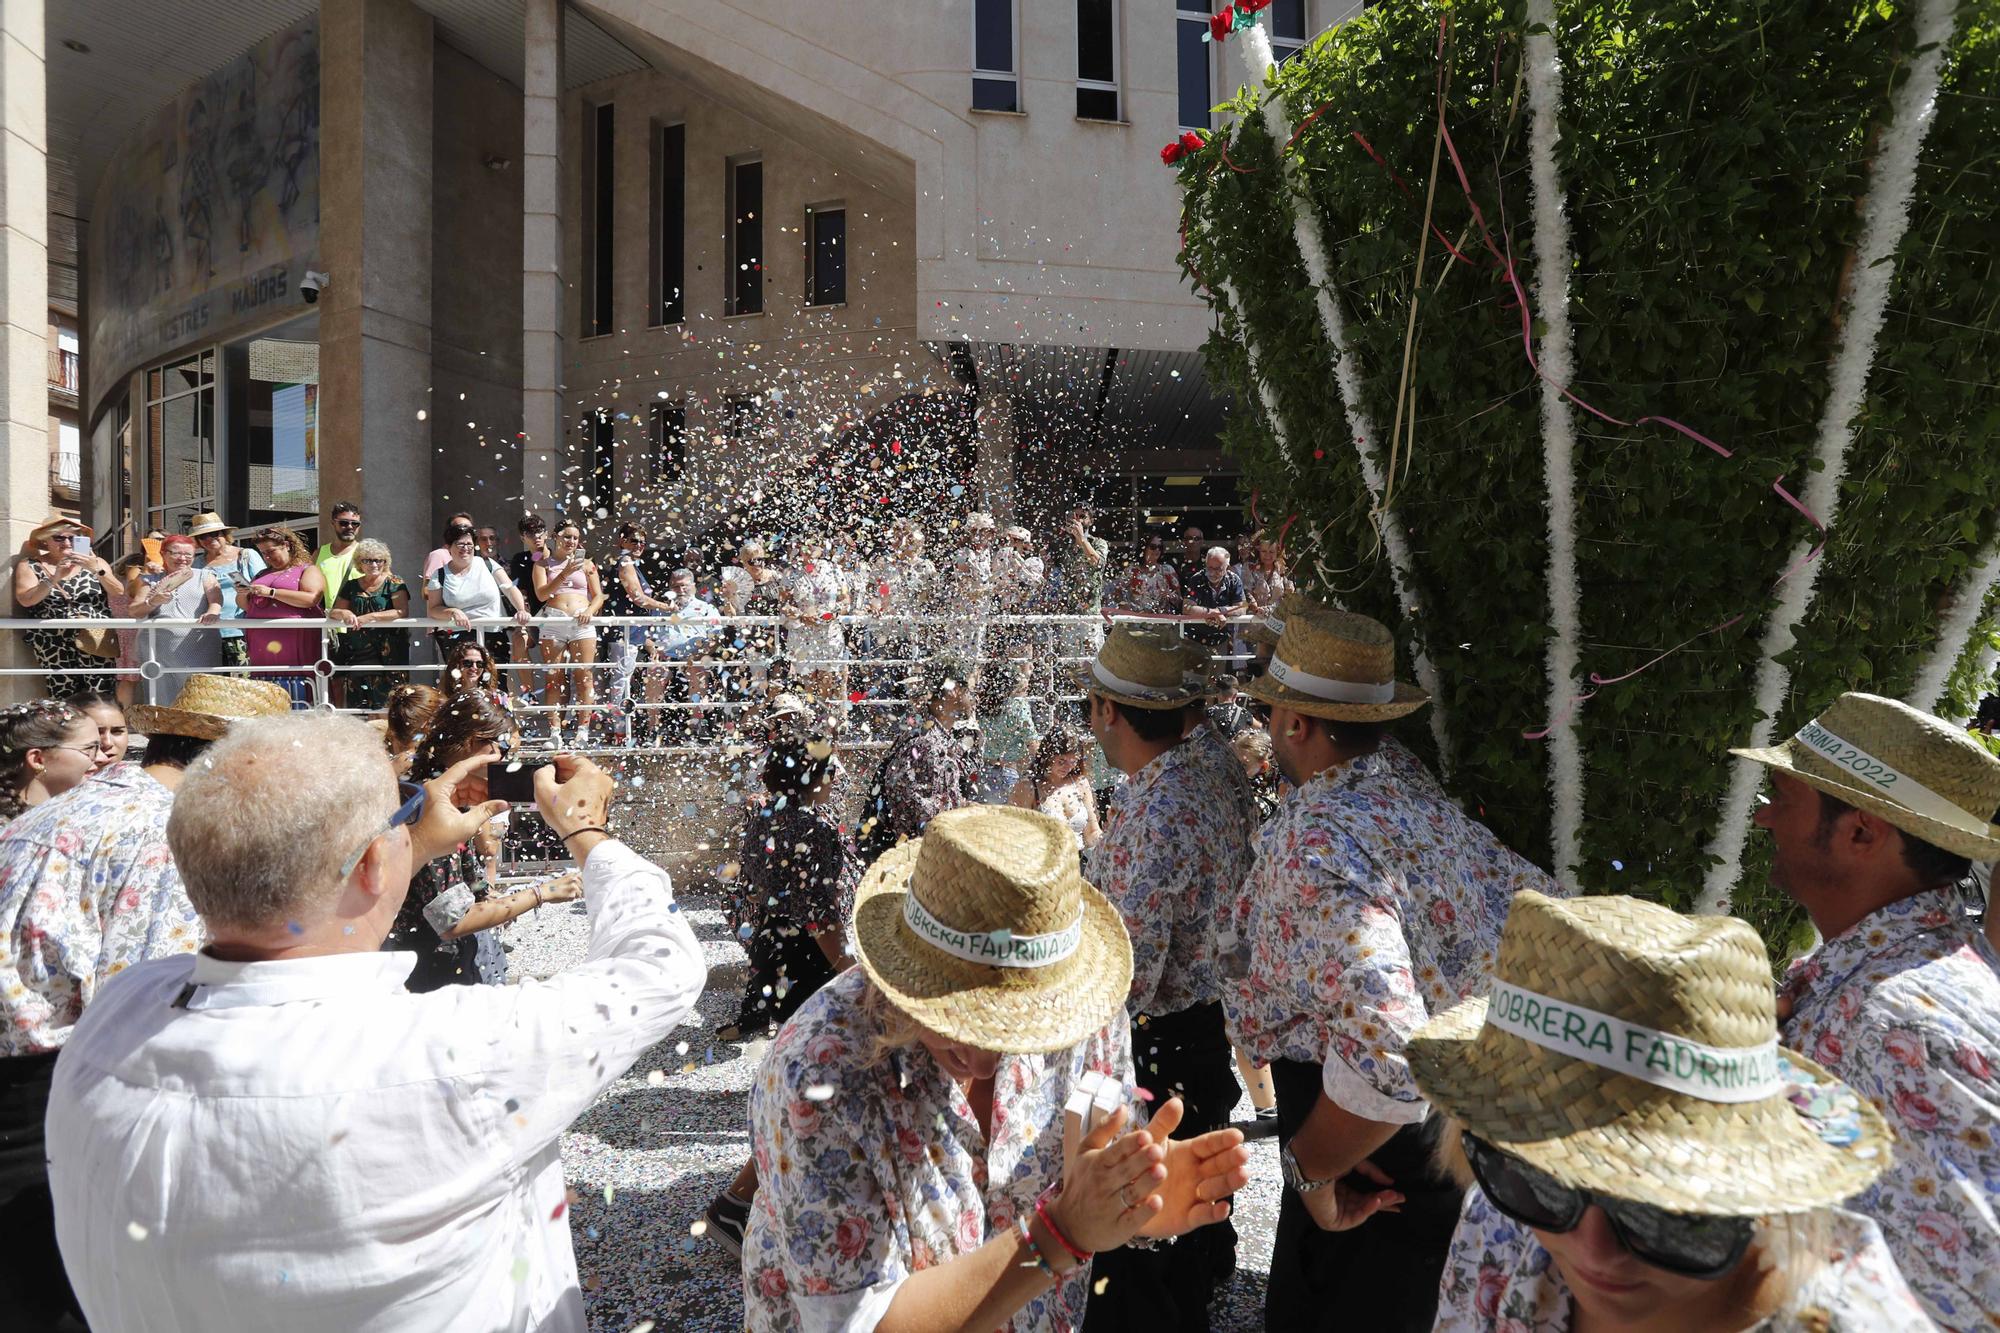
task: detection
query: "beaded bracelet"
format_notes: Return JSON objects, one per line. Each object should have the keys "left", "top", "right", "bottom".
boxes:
{"left": 1013, "top": 1215, "right": 1058, "bottom": 1280}
{"left": 1034, "top": 1192, "right": 1092, "bottom": 1265}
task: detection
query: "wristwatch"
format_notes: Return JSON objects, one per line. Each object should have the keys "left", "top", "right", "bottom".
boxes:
{"left": 1280, "top": 1142, "right": 1333, "bottom": 1194}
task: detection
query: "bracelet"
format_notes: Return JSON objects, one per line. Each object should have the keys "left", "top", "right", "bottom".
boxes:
{"left": 531, "top": 885, "right": 544, "bottom": 908}
{"left": 1012, "top": 1216, "right": 1059, "bottom": 1281}
{"left": 558, "top": 826, "right": 609, "bottom": 844}
{"left": 1034, "top": 1192, "right": 1092, "bottom": 1265}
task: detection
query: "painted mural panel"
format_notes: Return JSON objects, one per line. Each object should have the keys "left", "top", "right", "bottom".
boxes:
{"left": 87, "top": 15, "right": 320, "bottom": 420}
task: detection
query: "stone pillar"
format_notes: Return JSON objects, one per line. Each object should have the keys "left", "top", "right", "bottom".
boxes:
{"left": 521, "top": 0, "right": 564, "bottom": 514}
{"left": 973, "top": 389, "right": 1017, "bottom": 522}
{"left": 0, "top": 0, "right": 47, "bottom": 701}
{"left": 318, "top": 0, "right": 434, "bottom": 568}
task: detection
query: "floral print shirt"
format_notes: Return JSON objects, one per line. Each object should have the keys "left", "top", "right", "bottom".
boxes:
{"left": 1088, "top": 730, "right": 1258, "bottom": 1018}
{"left": 1434, "top": 1189, "right": 1930, "bottom": 1332}
{"left": 1778, "top": 887, "right": 2000, "bottom": 1332}
{"left": 744, "top": 968, "right": 1136, "bottom": 1333}
{"left": 1222, "top": 738, "right": 1555, "bottom": 1121}
{"left": 1116, "top": 561, "right": 1181, "bottom": 615}
{"left": 0, "top": 764, "right": 198, "bottom": 1056}
{"left": 877, "top": 720, "right": 980, "bottom": 845}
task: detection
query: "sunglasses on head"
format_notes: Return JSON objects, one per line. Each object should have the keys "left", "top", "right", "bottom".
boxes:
{"left": 1463, "top": 1135, "right": 1755, "bottom": 1280}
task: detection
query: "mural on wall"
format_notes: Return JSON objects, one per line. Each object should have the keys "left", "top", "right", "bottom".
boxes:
{"left": 88, "top": 15, "right": 320, "bottom": 422}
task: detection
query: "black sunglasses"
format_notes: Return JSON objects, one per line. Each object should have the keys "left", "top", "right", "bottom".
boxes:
{"left": 1463, "top": 1136, "right": 1755, "bottom": 1280}
{"left": 335, "top": 518, "right": 363, "bottom": 528}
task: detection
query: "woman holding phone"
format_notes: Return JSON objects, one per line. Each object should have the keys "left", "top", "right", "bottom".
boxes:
{"left": 381, "top": 690, "right": 579, "bottom": 991}
{"left": 13, "top": 518, "right": 122, "bottom": 698}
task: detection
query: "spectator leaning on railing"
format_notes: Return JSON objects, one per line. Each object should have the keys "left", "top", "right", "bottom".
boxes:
{"left": 242, "top": 526, "right": 325, "bottom": 705}
{"left": 189, "top": 511, "right": 264, "bottom": 668}
{"left": 129, "top": 533, "right": 223, "bottom": 695}
{"left": 44, "top": 717, "right": 706, "bottom": 1333}
{"left": 329, "top": 538, "right": 411, "bottom": 711}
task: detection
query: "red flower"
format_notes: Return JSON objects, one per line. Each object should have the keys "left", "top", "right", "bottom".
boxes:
{"left": 834, "top": 1216, "right": 870, "bottom": 1261}
{"left": 754, "top": 1267, "right": 789, "bottom": 1300}
{"left": 1954, "top": 1043, "right": 1993, "bottom": 1082}
{"left": 1474, "top": 1265, "right": 1507, "bottom": 1318}
{"left": 1894, "top": 1088, "right": 1941, "bottom": 1131}
{"left": 1208, "top": 10, "right": 1232, "bottom": 41}
{"left": 1237, "top": 0, "right": 1273, "bottom": 12}
{"left": 1161, "top": 141, "right": 1187, "bottom": 166}
{"left": 1178, "top": 131, "right": 1205, "bottom": 154}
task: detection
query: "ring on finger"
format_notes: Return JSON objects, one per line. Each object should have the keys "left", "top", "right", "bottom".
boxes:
{"left": 1118, "top": 1181, "right": 1135, "bottom": 1209}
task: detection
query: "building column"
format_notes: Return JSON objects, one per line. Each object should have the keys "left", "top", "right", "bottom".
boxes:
{"left": 318, "top": 0, "right": 435, "bottom": 566}
{"left": 521, "top": 0, "right": 564, "bottom": 514}
{"left": 0, "top": 0, "right": 48, "bottom": 700}
{"left": 973, "top": 389, "right": 1017, "bottom": 522}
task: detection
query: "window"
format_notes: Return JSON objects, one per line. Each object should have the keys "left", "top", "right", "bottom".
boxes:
{"left": 582, "top": 101, "right": 615, "bottom": 337}
{"left": 1270, "top": 0, "right": 1308, "bottom": 64}
{"left": 143, "top": 350, "right": 217, "bottom": 536}
{"left": 648, "top": 400, "right": 686, "bottom": 480}
{"left": 1176, "top": 1, "right": 1211, "bottom": 130}
{"left": 649, "top": 122, "right": 685, "bottom": 326}
{"left": 972, "top": 0, "right": 1018, "bottom": 111}
{"left": 726, "top": 157, "right": 763, "bottom": 317}
{"left": 588, "top": 411, "right": 617, "bottom": 503}
{"left": 55, "top": 420, "right": 81, "bottom": 494}
{"left": 722, "top": 393, "right": 759, "bottom": 446}
{"left": 1076, "top": 0, "right": 1120, "bottom": 120}
{"left": 806, "top": 206, "right": 846, "bottom": 307}
{"left": 226, "top": 337, "right": 320, "bottom": 533}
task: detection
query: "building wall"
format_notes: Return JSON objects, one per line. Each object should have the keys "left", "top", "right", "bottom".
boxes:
{"left": 429, "top": 39, "right": 525, "bottom": 537}
{"left": 561, "top": 65, "right": 935, "bottom": 537}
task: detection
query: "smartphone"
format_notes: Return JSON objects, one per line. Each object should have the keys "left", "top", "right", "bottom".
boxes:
{"left": 485, "top": 759, "right": 551, "bottom": 803}
{"left": 69, "top": 535, "right": 92, "bottom": 556}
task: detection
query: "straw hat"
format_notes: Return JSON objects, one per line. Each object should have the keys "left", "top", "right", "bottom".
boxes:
{"left": 1731, "top": 691, "right": 2000, "bottom": 862}
{"left": 1408, "top": 890, "right": 1891, "bottom": 1217}
{"left": 187, "top": 511, "right": 232, "bottom": 537}
{"left": 1243, "top": 588, "right": 1316, "bottom": 649}
{"left": 1242, "top": 605, "right": 1428, "bottom": 721}
{"left": 126, "top": 674, "right": 295, "bottom": 740}
{"left": 1087, "top": 623, "right": 1209, "bottom": 710}
{"left": 26, "top": 515, "right": 91, "bottom": 545}
{"left": 851, "top": 806, "right": 1132, "bottom": 1054}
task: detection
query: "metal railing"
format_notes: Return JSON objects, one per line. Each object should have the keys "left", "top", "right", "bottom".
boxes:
{"left": 48, "top": 348, "right": 78, "bottom": 394}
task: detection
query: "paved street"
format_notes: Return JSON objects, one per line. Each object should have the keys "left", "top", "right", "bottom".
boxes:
{"left": 505, "top": 881, "right": 1282, "bottom": 1332}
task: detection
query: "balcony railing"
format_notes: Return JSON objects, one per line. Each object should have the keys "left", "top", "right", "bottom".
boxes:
{"left": 48, "top": 348, "right": 78, "bottom": 395}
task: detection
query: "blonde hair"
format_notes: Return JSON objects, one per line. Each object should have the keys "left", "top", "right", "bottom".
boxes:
{"left": 1231, "top": 728, "right": 1272, "bottom": 772}
{"left": 351, "top": 537, "right": 393, "bottom": 573}
{"left": 857, "top": 976, "right": 924, "bottom": 1066}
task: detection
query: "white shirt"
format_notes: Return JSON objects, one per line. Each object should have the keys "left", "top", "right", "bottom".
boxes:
{"left": 47, "top": 841, "right": 704, "bottom": 1333}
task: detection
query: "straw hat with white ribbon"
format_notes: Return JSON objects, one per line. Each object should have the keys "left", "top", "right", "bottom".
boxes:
{"left": 1409, "top": 890, "right": 1892, "bottom": 1216}
{"left": 126, "top": 674, "right": 295, "bottom": 741}
{"left": 1731, "top": 691, "right": 2000, "bottom": 863}
{"left": 1242, "top": 605, "right": 1428, "bottom": 722}
{"left": 1086, "top": 623, "right": 1210, "bottom": 710}
{"left": 850, "top": 805, "right": 1132, "bottom": 1053}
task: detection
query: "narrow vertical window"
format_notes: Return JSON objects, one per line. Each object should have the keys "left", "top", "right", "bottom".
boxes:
{"left": 1269, "top": 0, "right": 1308, "bottom": 63}
{"left": 726, "top": 157, "right": 764, "bottom": 317}
{"left": 590, "top": 412, "right": 616, "bottom": 501}
{"left": 972, "top": 0, "right": 1019, "bottom": 111}
{"left": 1176, "top": 1, "right": 1210, "bottom": 130}
{"left": 1076, "top": 0, "right": 1120, "bottom": 120}
{"left": 649, "top": 121, "right": 685, "bottom": 326}
{"left": 806, "top": 206, "right": 847, "bottom": 307}
{"left": 648, "top": 400, "right": 687, "bottom": 479}
{"left": 582, "top": 102, "right": 615, "bottom": 337}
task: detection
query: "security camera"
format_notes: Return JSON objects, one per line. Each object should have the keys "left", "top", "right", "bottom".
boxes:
{"left": 300, "top": 270, "right": 331, "bottom": 304}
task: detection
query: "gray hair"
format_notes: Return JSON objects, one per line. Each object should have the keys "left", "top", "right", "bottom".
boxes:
{"left": 351, "top": 538, "right": 393, "bottom": 570}
{"left": 168, "top": 714, "right": 399, "bottom": 933}
{"left": 1206, "top": 546, "right": 1231, "bottom": 563}
{"left": 670, "top": 567, "right": 695, "bottom": 582}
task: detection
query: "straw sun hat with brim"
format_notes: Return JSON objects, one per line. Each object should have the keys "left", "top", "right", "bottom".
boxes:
{"left": 1730, "top": 690, "right": 2000, "bottom": 863}
{"left": 1243, "top": 588, "right": 1323, "bottom": 649}
{"left": 1087, "top": 624, "right": 1210, "bottom": 710}
{"left": 125, "top": 674, "right": 295, "bottom": 741}
{"left": 1242, "top": 605, "right": 1428, "bottom": 722}
{"left": 187, "top": 511, "right": 232, "bottom": 538}
{"left": 851, "top": 805, "right": 1132, "bottom": 1054}
{"left": 1408, "top": 890, "right": 1892, "bottom": 1218}
{"left": 27, "top": 516, "right": 92, "bottom": 545}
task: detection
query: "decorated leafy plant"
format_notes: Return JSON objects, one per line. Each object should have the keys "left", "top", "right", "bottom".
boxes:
{"left": 1176, "top": 0, "right": 1998, "bottom": 951}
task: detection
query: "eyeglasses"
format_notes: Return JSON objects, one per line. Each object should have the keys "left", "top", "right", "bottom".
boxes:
{"left": 335, "top": 519, "right": 363, "bottom": 529}
{"left": 359, "top": 558, "right": 388, "bottom": 567}
{"left": 47, "top": 743, "right": 105, "bottom": 760}
{"left": 450, "top": 541, "right": 476, "bottom": 552}
{"left": 1462, "top": 1136, "right": 1755, "bottom": 1280}
{"left": 337, "top": 780, "right": 427, "bottom": 880}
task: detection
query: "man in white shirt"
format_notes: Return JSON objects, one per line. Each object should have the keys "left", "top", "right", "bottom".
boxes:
{"left": 45, "top": 714, "right": 705, "bottom": 1333}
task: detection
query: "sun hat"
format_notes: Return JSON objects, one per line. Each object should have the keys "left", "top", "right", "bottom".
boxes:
{"left": 126, "top": 674, "right": 295, "bottom": 741}
{"left": 1243, "top": 588, "right": 1316, "bottom": 649}
{"left": 27, "top": 516, "right": 91, "bottom": 545}
{"left": 851, "top": 805, "right": 1132, "bottom": 1054}
{"left": 187, "top": 511, "right": 232, "bottom": 537}
{"left": 1088, "top": 623, "right": 1209, "bottom": 710}
{"left": 1408, "top": 890, "right": 1892, "bottom": 1217}
{"left": 1730, "top": 691, "right": 2000, "bottom": 862}
{"left": 1242, "top": 604, "right": 1428, "bottom": 722}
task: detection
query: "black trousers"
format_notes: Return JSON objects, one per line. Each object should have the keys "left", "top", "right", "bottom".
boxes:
{"left": 1265, "top": 1058, "right": 1463, "bottom": 1332}
{"left": 736, "top": 916, "right": 838, "bottom": 1032}
{"left": 1085, "top": 1001, "right": 1239, "bottom": 1332}
{"left": 0, "top": 1050, "right": 85, "bottom": 1327}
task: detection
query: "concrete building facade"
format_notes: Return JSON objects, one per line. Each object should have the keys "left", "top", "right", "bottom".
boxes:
{"left": 8, "top": 0, "right": 1362, "bottom": 584}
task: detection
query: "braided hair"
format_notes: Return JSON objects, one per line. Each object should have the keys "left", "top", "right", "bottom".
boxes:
{"left": 0, "top": 699, "right": 85, "bottom": 822}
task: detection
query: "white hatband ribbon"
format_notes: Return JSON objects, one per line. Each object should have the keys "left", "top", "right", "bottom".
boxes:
{"left": 903, "top": 894, "right": 1083, "bottom": 969}
{"left": 1267, "top": 655, "right": 1396, "bottom": 704}
{"left": 1792, "top": 720, "right": 1995, "bottom": 837}
{"left": 1483, "top": 979, "right": 1782, "bottom": 1104}
{"left": 1091, "top": 660, "right": 1191, "bottom": 701}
